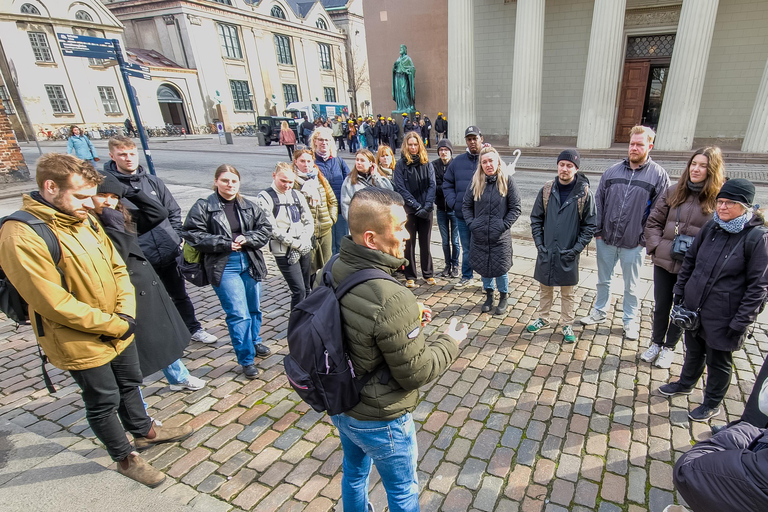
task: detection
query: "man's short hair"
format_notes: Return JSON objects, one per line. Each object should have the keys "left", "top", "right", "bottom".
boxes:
{"left": 629, "top": 125, "right": 655, "bottom": 144}
{"left": 36, "top": 153, "right": 103, "bottom": 190}
{"left": 348, "top": 188, "right": 404, "bottom": 237}
{"left": 274, "top": 161, "right": 295, "bottom": 178}
{"left": 108, "top": 135, "right": 137, "bottom": 152}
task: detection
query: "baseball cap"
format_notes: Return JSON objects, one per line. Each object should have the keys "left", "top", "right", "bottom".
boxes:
{"left": 465, "top": 126, "right": 482, "bottom": 137}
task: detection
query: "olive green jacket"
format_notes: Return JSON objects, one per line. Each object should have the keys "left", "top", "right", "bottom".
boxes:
{"left": 332, "top": 236, "right": 459, "bottom": 421}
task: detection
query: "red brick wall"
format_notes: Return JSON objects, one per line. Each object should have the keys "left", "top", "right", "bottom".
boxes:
{"left": 0, "top": 101, "right": 29, "bottom": 183}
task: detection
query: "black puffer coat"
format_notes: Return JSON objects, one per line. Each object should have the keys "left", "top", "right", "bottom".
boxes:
{"left": 673, "top": 215, "right": 768, "bottom": 351}
{"left": 393, "top": 154, "right": 436, "bottom": 215}
{"left": 530, "top": 173, "right": 597, "bottom": 287}
{"left": 463, "top": 173, "right": 522, "bottom": 278}
{"left": 181, "top": 194, "right": 272, "bottom": 287}
{"left": 97, "top": 189, "right": 189, "bottom": 377}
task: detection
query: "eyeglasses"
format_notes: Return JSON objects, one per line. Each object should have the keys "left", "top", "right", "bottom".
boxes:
{"left": 716, "top": 200, "right": 743, "bottom": 209}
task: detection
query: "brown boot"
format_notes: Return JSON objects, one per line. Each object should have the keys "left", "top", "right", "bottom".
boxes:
{"left": 134, "top": 422, "right": 194, "bottom": 451}
{"left": 117, "top": 451, "right": 165, "bottom": 488}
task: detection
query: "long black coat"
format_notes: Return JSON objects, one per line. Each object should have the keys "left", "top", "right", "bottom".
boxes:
{"left": 97, "top": 189, "right": 189, "bottom": 377}
{"left": 393, "top": 155, "right": 436, "bottom": 215}
{"left": 463, "top": 173, "right": 521, "bottom": 278}
{"left": 674, "top": 216, "right": 768, "bottom": 351}
{"left": 530, "top": 173, "right": 597, "bottom": 287}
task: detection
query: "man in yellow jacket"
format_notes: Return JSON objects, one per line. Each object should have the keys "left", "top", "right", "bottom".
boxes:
{"left": 0, "top": 154, "right": 192, "bottom": 487}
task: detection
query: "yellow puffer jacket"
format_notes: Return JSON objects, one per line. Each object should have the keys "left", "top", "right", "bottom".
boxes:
{"left": 0, "top": 195, "right": 135, "bottom": 370}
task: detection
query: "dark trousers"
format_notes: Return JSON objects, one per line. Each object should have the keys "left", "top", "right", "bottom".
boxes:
{"left": 69, "top": 341, "right": 151, "bottom": 461}
{"left": 404, "top": 213, "right": 433, "bottom": 280}
{"left": 456, "top": 217, "right": 473, "bottom": 279}
{"left": 335, "top": 136, "right": 345, "bottom": 150}
{"left": 275, "top": 252, "right": 311, "bottom": 309}
{"left": 678, "top": 331, "right": 734, "bottom": 408}
{"left": 285, "top": 144, "right": 295, "bottom": 160}
{"left": 156, "top": 259, "right": 201, "bottom": 334}
{"left": 651, "top": 265, "right": 684, "bottom": 348}
{"left": 741, "top": 355, "right": 768, "bottom": 427}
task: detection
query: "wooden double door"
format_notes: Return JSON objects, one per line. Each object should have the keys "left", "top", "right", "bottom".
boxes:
{"left": 615, "top": 59, "right": 670, "bottom": 142}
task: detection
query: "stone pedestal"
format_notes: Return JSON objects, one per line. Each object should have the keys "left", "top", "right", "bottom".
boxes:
{"left": 447, "top": 0, "right": 475, "bottom": 144}
{"left": 577, "top": 0, "right": 627, "bottom": 149}
{"left": 655, "top": 0, "right": 719, "bottom": 151}
{"left": 742, "top": 57, "right": 768, "bottom": 153}
{"left": 509, "top": 0, "right": 545, "bottom": 147}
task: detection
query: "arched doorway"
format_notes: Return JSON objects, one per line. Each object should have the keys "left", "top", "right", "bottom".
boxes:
{"left": 157, "top": 84, "right": 190, "bottom": 133}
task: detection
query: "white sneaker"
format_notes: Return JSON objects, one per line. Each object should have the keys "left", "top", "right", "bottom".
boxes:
{"left": 191, "top": 329, "right": 218, "bottom": 344}
{"left": 579, "top": 311, "right": 607, "bottom": 325}
{"left": 654, "top": 347, "right": 675, "bottom": 369}
{"left": 169, "top": 376, "right": 207, "bottom": 391}
{"left": 623, "top": 324, "right": 640, "bottom": 340}
{"left": 454, "top": 278, "right": 475, "bottom": 289}
{"left": 640, "top": 343, "right": 661, "bottom": 363}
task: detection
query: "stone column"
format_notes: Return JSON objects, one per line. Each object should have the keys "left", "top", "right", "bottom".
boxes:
{"left": 654, "top": 0, "right": 719, "bottom": 151}
{"left": 508, "top": 0, "right": 545, "bottom": 147}
{"left": 577, "top": 0, "right": 627, "bottom": 149}
{"left": 447, "top": 0, "right": 475, "bottom": 144}
{"left": 742, "top": 57, "right": 768, "bottom": 153}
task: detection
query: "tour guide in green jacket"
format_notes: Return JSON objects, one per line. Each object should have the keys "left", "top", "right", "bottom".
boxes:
{"left": 331, "top": 187, "right": 468, "bottom": 512}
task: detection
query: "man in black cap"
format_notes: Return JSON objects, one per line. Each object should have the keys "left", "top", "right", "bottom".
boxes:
{"left": 432, "top": 138, "right": 459, "bottom": 278}
{"left": 443, "top": 126, "right": 483, "bottom": 287}
{"left": 527, "top": 150, "right": 597, "bottom": 343}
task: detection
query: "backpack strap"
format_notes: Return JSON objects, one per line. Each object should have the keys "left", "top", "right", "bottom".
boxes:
{"left": 542, "top": 180, "right": 554, "bottom": 215}
{"left": 265, "top": 187, "right": 280, "bottom": 218}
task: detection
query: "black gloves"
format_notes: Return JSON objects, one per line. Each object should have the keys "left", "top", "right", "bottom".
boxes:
{"left": 673, "top": 295, "right": 683, "bottom": 305}
{"left": 415, "top": 208, "right": 431, "bottom": 219}
{"left": 537, "top": 245, "right": 548, "bottom": 255}
{"left": 561, "top": 249, "right": 576, "bottom": 263}
{"left": 118, "top": 314, "right": 136, "bottom": 340}
{"left": 726, "top": 327, "right": 745, "bottom": 342}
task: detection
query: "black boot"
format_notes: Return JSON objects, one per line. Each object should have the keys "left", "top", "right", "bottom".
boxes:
{"left": 481, "top": 289, "right": 495, "bottom": 313}
{"left": 495, "top": 292, "right": 508, "bottom": 315}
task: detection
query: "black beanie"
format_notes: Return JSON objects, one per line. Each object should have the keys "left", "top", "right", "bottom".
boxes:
{"left": 717, "top": 178, "right": 755, "bottom": 206}
{"left": 437, "top": 138, "right": 453, "bottom": 154}
{"left": 97, "top": 173, "right": 125, "bottom": 198}
{"left": 557, "top": 149, "right": 581, "bottom": 169}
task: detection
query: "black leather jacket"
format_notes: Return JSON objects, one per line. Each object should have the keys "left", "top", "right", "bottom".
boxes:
{"left": 181, "top": 193, "right": 272, "bottom": 287}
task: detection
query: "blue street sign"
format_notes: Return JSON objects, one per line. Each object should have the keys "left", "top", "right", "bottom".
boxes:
{"left": 125, "top": 62, "right": 150, "bottom": 73}
{"left": 57, "top": 33, "right": 116, "bottom": 58}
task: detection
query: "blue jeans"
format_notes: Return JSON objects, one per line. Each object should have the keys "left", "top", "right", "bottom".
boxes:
{"left": 594, "top": 238, "right": 644, "bottom": 326}
{"left": 331, "top": 413, "right": 419, "bottom": 512}
{"left": 212, "top": 252, "right": 262, "bottom": 366}
{"left": 332, "top": 211, "right": 349, "bottom": 255}
{"left": 162, "top": 359, "right": 190, "bottom": 385}
{"left": 349, "top": 137, "right": 359, "bottom": 152}
{"left": 481, "top": 274, "right": 509, "bottom": 293}
{"left": 436, "top": 209, "right": 460, "bottom": 268}
{"left": 456, "top": 217, "right": 473, "bottom": 279}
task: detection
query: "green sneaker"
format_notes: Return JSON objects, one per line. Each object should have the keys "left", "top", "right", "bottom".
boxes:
{"left": 526, "top": 318, "right": 550, "bottom": 333}
{"left": 562, "top": 325, "right": 576, "bottom": 343}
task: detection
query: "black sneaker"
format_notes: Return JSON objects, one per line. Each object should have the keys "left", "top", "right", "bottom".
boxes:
{"left": 450, "top": 266, "right": 460, "bottom": 278}
{"left": 255, "top": 343, "right": 272, "bottom": 357}
{"left": 242, "top": 364, "right": 259, "bottom": 379}
{"left": 439, "top": 266, "right": 452, "bottom": 278}
{"left": 689, "top": 404, "right": 721, "bottom": 422}
{"left": 658, "top": 382, "right": 694, "bottom": 397}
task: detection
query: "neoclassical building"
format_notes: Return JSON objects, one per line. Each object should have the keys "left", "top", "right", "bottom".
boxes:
{"left": 366, "top": 0, "right": 768, "bottom": 152}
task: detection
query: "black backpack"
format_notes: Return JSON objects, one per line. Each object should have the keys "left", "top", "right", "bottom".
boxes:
{"left": 0, "top": 211, "right": 62, "bottom": 392}
{"left": 283, "top": 255, "right": 398, "bottom": 415}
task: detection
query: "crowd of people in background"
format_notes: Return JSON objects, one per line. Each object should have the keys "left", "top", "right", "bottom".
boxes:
{"left": 4, "top": 114, "right": 768, "bottom": 512}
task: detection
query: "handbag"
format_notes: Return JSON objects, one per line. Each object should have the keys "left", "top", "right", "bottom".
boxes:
{"left": 670, "top": 231, "right": 747, "bottom": 331}
{"left": 177, "top": 242, "right": 209, "bottom": 287}
{"left": 670, "top": 208, "right": 694, "bottom": 261}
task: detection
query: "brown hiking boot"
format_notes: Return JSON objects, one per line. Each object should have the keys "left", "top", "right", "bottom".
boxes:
{"left": 133, "top": 422, "right": 194, "bottom": 451}
{"left": 117, "top": 451, "right": 165, "bottom": 488}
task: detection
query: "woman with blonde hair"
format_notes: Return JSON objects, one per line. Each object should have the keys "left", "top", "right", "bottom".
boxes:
{"left": 279, "top": 120, "right": 297, "bottom": 160}
{"left": 376, "top": 145, "right": 396, "bottom": 179}
{"left": 394, "top": 131, "right": 436, "bottom": 288}
{"left": 311, "top": 126, "right": 350, "bottom": 254}
{"left": 292, "top": 148, "right": 337, "bottom": 273}
{"left": 340, "top": 149, "right": 393, "bottom": 220}
{"left": 463, "top": 146, "right": 521, "bottom": 314}
{"left": 642, "top": 146, "right": 725, "bottom": 368}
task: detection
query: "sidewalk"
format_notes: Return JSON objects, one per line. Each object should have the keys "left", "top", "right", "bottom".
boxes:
{"left": 1, "top": 185, "right": 767, "bottom": 512}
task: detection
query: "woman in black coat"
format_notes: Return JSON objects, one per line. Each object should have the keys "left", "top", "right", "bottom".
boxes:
{"left": 659, "top": 179, "right": 768, "bottom": 422}
{"left": 182, "top": 165, "right": 272, "bottom": 380}
{"left": 463, "top": 146, "right": 522, "bottom": 315}
{"left": 91, "top": 174, "right": 202, "bottom": 391}
{"left": 393, "top": 131, "right": 436, "bottom": 288}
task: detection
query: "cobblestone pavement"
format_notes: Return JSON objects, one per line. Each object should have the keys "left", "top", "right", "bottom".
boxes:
{"left": 2, "top": 245, "right": 767, "bottom": 512}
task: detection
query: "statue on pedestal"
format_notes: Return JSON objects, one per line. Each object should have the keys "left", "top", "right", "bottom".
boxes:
{"left": 392, "top": 44, "right": 415, "bottom": 113}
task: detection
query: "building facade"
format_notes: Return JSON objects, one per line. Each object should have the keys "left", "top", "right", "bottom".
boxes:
{"left": 365, "top": 0, "right": 768, "bottom": 152}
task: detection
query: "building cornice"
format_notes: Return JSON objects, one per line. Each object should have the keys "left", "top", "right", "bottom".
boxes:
{"left": 0, "top": 13, "right": 123, "bottom": 31}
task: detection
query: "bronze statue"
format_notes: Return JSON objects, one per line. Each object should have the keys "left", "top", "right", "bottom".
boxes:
{"left": 392, "top": 44, "right": 415, "bottom": 112}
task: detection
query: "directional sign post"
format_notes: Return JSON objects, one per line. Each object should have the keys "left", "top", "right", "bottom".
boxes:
{"left": 57, "top": 33, "right": 156, "bottom": 175}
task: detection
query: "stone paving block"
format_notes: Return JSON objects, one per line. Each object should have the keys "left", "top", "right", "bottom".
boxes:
{"left": 446, "top": 437, "right": 472, "bottom": 463}
{"left": 429, "top": 461, "right": 460, "bottom": 494}
{"left": 606, "top": 448, "right": 629, "bottom": 475}
{"left": 501, "top": 426, "right": 523, "bottom": 449}
{"left": 236, "top": 416, "right": 273, "bottom": 443}
{"left": 197, "top": 474, "right": 226, "bottom": 494}
{"left": 295, "top": 474, "right": 329, "bottom": 502}
{"left": 218, "top": 451, "right": 253, "bottom": 476}
{"left": 470, "top": 429, "right": 500, "bottom": 459}
{"left": 649, "top": 487, "right": 675, "bottom": 512}
{"left": 532, "top": 458, "right": 556, "bottom": 485}
{"left": 601, "top": 472, "right": 626, "bottom": 503}
{"left": 574, "top": 479, "right": 598, "bottom": 508}
{"left": 504, "top": 465, "right": 531, "bottom": 501}
{"left": 556, "top": 453, "right": 581, "bottom": 482}
{"left": 182, "top": 460, "right": 218, "bottom": 487}
{"left": 540, "top": 434, "right": 563, "bottom": 460}
{"left": 649, "top": 460, "right": 674, "bottom": 490}
{"left": 456, "top": 457, "right": 486, "bottom": 490}
{"left": 443, "top": 487, "right": 473, "bottom": 512}
{"left": 628, "top": 466, "right": 647, "bottom": 504}
{"left": 515, "top": 439, "right": 539, "bottom": 467}
{"left": 252, "top": 483, "right": 297, "bottom": 512}
{"left": 474, "top": 475, "right": 504, "bottom": 512}
{"left": 434, "top": 426, "right": 457, "bottom": 450}
{"left": 488, "top": 447, "right": 514, "bottom": 478}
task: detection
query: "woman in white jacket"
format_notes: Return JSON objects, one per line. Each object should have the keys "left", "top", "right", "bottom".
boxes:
{"left": 340, "top": 149, "right": 393, "bottom": 220}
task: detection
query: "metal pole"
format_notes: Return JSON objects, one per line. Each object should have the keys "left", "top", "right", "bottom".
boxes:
{"left": 112, "top": 39, "right": 156, "bottom": 175}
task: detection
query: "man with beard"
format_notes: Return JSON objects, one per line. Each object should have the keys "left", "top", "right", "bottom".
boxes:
{"left": 579, "top": 126, "right": 669, "bottom": 340}
{"left": 0, "top": 154, "right": 193, "bottom": 487}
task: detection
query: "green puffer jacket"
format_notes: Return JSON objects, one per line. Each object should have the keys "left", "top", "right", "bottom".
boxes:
{"left": 332, "top": 236, "right": 459, "bottom": 421}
